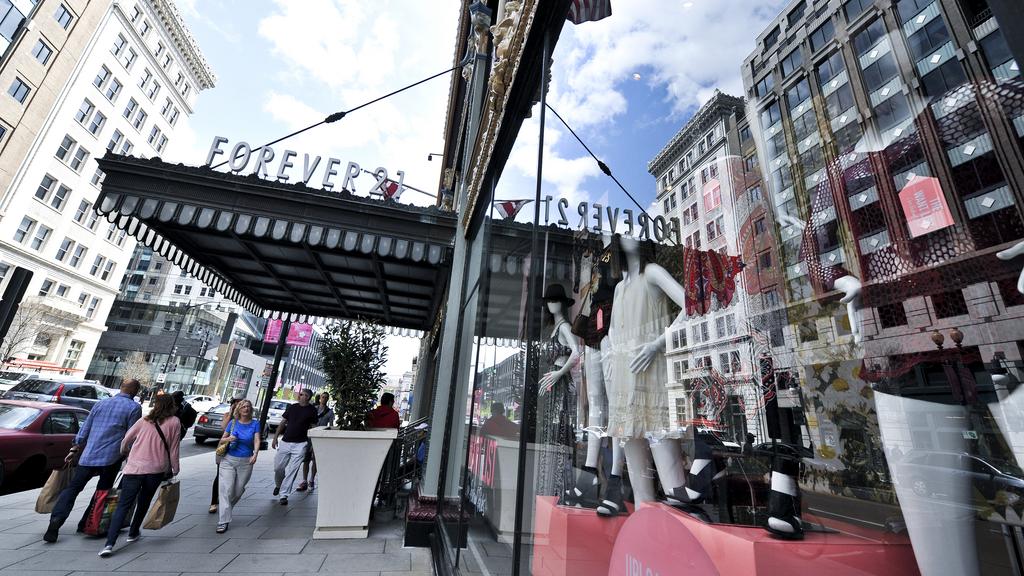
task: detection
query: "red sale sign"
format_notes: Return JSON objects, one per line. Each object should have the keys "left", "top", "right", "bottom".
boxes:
{"left": 898, "top": 176, "right": 954, "bottom": 238}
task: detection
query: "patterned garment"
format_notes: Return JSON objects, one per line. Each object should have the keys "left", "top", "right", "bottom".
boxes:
{"left": 534, "top": 320, "right": 577, "bottom": 498}
{"left": 75, "top": 393, "right": 143, "bottom": 467}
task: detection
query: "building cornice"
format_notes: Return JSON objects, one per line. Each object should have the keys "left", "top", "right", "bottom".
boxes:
{"left": 146, "top": 0, "right": 216, "bottom": 90}
{"left": 647, "top": 91, "right": 746, "bottom": 177}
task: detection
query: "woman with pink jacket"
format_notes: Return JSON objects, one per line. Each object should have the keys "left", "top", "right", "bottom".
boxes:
{"left": 99, "top": 394, "right": 181, "bottom": 557}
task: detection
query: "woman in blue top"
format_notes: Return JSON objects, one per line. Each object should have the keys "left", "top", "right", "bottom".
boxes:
{"left": 215, "top": 399, "right": 260, "bottom": 533}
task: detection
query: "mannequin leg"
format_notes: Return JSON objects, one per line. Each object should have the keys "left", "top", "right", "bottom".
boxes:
{"left": 672, "top": 435, "right": 715, "bottom": 503}
{"left": 562, "top": 345, "right": 608, "bottom": 507}
{"left": 650, "top": 438, "right": 686, "bottom": 494}
{"left": 596, "top": 438, "right": 630, "bottom": 517}
{"left": 623, "top": 438, "right": 656, "bottom": 503}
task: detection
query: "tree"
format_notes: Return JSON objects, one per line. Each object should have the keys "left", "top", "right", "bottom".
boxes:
{"left": 0, "top": 300, "right": 79, "bottom": 365}
{"left": 120, "top": 351, "right": 154, "bottom": 390}
{"left": 318, "top": 320, "right": 388, "bottom": 430}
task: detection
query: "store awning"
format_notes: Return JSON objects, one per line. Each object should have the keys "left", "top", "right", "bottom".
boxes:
{"left": 94, "top": 156, "right": 458, "bottom": 331}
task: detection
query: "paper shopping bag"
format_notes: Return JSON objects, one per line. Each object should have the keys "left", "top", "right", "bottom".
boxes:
{"left": 142, "top": 479, "right": 179, "bottom": 530}
{"left": 35, "top": 466, "right": 72, "bottom": 514}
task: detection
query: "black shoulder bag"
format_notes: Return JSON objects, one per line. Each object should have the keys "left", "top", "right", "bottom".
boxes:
{"left": 152, "top": 420, "right": 174, "bottom": 481}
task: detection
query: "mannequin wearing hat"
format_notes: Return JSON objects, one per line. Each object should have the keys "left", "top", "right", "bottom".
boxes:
{"left": 536, "top": 283, "right": 582, "bottom": 501}
{"left": 601, "top": 235, "right": 689, "bottom": 512}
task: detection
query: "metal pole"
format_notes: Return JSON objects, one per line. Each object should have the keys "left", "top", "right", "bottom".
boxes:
{"left": 257, "top": 318, "right": 290, "bottom": 450}
{"left": 155, "top": 301, "right": 194, "bottom": 396}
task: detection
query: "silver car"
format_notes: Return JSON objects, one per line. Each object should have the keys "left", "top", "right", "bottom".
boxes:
{"left": 0, "top": 371, "right": 40, "bottom": 394}
{"left": 2, "top": 379, "right": 112, "bottom": 411}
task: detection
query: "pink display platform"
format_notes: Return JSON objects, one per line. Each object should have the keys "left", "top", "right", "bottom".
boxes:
{"left": 607, "top": 503, "right": 920, "bottom": 576}
{"left": 532, "top": 496, "right": 634, "bottom": 576}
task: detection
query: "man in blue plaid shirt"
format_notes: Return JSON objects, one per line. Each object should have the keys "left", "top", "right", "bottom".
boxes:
{"left": 44, "top": 378, "right": 142, "bottom": 543}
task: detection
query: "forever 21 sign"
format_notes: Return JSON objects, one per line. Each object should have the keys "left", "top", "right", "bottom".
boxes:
{"left": 204, "top": 136, "right": 405, "bottom": 197}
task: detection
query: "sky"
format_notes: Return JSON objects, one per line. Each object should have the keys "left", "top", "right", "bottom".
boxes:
{"left": 167, "top": 0, "right": 788, "bottom": 379}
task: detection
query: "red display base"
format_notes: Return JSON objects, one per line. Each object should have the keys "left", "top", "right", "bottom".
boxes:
{"left": 607, "top": 503, "right": 920, "bottom": 576}
{"left": 532, "top": 496, "right": 634, "bottom": 576}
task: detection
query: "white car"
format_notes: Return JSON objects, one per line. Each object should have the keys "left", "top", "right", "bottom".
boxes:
{"left": 267, "top": 399, "right": 296, "bottom": 432}
{"left": 0, "top": 371, "right": 40, "bottom": 394}
{"left": 184, "top": 394, "right": 220, "bottom": 414}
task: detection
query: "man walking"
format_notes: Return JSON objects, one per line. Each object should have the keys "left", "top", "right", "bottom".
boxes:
{"left": 44, "top": 378, "right": 142, "bottom": 543}
{"left": 272, "top": 389, "right": 317, "bottom": 505}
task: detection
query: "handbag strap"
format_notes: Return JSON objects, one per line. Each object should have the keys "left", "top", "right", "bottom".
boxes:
{"left": 151, "top": 419, "right": 173, "bottom": 475}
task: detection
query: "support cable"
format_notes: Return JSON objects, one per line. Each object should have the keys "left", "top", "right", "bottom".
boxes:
{"left": 211, "top": 65, "right": 459, "bottom": 170}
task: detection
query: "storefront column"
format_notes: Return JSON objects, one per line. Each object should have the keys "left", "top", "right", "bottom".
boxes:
{"left": 420, "top": 2, "right": 492, "bottom": 499}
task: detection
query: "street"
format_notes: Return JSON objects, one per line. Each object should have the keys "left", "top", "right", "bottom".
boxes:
{"left": 1, "top": 427, "right": 218, "bottom": 497}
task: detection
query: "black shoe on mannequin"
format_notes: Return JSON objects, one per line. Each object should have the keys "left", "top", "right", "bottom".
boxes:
{"left": 671, "top": 436, "right": 716, "bottom": 504}
{"left": 765, "top": 456, "right": 804, "bottom": 540}
{"left": 561, "top": 466, "right": 600, "bottom": 508}
{"left": 596, "top": 474, "right": 627, "bottom": 517}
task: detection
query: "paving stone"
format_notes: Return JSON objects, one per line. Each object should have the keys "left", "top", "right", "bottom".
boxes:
{"left": 215, "top": 537, "right": 309, "bottom": 554}
{"left": 301, "top": 538, "right": 385, "bottom": 554}
{"left": 323, "top": 552, "right": 411, "bottom": 573}
{"left": 116, "top": 551, "right": 238, "bottom": 573}
{"left": 220, "top": 552, "right": 326, "bottom": 573}
{"left": 258, "top": 526, "right": 316, "bottom": 539}
{"left": 177, "top": 523, "right": 269, "bottom": 539}
{"left": 3, "top": 549, "right": 142, "bottom": 572}
{"left": 0, "top": 531, "right": 44, "bottom": 549}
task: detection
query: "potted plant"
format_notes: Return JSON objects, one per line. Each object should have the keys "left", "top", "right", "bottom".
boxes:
{"left": 308, "top": 320, "right": 396, "bottom": 539}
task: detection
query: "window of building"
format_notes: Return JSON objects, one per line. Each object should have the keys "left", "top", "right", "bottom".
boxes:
{"left": 132, "top": 109, "right": 147, "bottom": 131}
{"left": 90, "top": 255, "right": 105, "bottom": 276}
{"left": 103, "top": 77, "right": 122, "bottom": 102}
{"left": 764, "top": 25, "right": 780, "bottom": 50}
{"left": 74, "top": 99, "right": 95, "bottom": 125}
{"left": 138, "top": 18, "right": 151, "bottom": 37}
{"left": 14, "top": 216, "right": 34, "bottom": 243}
{"left": 809, "top": 19, "right": 834, "bottom": 53}
{"left": 32, "top": 40, "right": 53, "bottom": 65}
{"left": 70, "top": 146, "right": 89, "bottom": 172}
{"left": 906, "top": 16, "right": 951, "bottom": 62}
{"left": 798, "top": 319, "right": 819, "bottom": 343}
{"left": 754, "top": 73, "right": 775, "bottom": 98}
{"left": 759, "top": 251, "right": 773, "bottom": 270}
{"left": 55, "top": 238, "right": 74, "bottom": 262}
{"left": 878, "top": 302, "right": 908, "bottom": 328}
{"left": 744, "top": 154, "right": 758, "bottom": 172}
{"left": 816, "top": 51, "right": 846, "bottom": 85}
{"left": 74, "top": 199, "right": 91, "bottom": 224}
{"left": 54, "top": 4, "right": 73, "bottom": 29}
{"left": 786, "top": 78, "right": 812, "bottom": 111}
{"left": 921, "top": 59, "right": 967, "bottom": 98}
{"left": 760, "top": 101, "right": 782, "bottom": 127}
{"left": 112, "top": 33, "right": 128, "bottom": 57}
{"left": 754, "top": 217, "right": 766, "bottom": 236}
{"left": 101, "top": 260, "right": 114, "bottom": 280}
{"left": 39, "top": 279, "right": 55, "bottom": 296}
{"left": 875, "top": 93, "right": 910, "bottom": 130}
{"left": 70, "top": 244, "right": 87, "bottom": 267}
{"left": 130, "top": 5, "right": 142, "bottom": 23}
{"left": 107, "top": 129, "right": 123, "bottom": 152}
{"left": 932, "top": 289, "right": 969, "bottom": 319}
{"left": 119, "top": 139, "right": 134, "bottom": 155}
{"left": 8, "top": 77, "right": 30, "bottom": 103}
{"left": 148, "top": 125, "right": 161, "bottom": 146}
{"left": 138, "top": 68, "right": 152, "bottom": 91}
{"left": 748, "top": 184, "right": 762, "bottom": 202}
{"left": 30, "top": 224, "right": 52, "bottom": 251}
{"left": 86, "top": 297, "right": 100, "bottom": 319}
{"left": 56, "top": 134, "right": 76, "bottom": 161}
{"left": 90, "top": 167, "right": 105, "bottom": 187}
{"left": 94, "top": 65, "right": 111, "bottom": 89}
{"left": 787, "top": 1, "right": 806, "bottom": 26}
{"left": 780, "top": 49, "right": 804, "bottom": 77}
{"left": 843, "top": 0, "right": 872, "bottom": 22}
{"left": 88, "top": 110, "right": 106, "bottom": 135}
{"left": 62, "top": 340, "right": 85, "bottom": 369}
{"left": 50, "top": 184, "right": 70, "bottom": 211}
{"left": 181, "top": 83, "right": 190, "bottom": 98}
{"left": 162, "top": 54, "right": 172, "bottom": 69}
{"left": 34, "top": 174, "right": 56, "bottom": 203}
{"left": 156, "top": 134, "right": 168, "bottom": 153}
{"left": 120, "top": 47, "right": 137, "bottom": 70}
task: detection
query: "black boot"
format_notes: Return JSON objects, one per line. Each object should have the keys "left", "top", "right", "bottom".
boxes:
{"left": 560, "top": 467, "right": 600, "bottom": 508}
{"left": 671, "top": 436, "right": 715, "bottom": 504}
{"left": 765, "top": 456, "right": 804, "bottom": 540}
{"left": 596, "top": 475, "right": 627, "bottom": 517}
{"left": 43, "top": 519, "right": 61, "bottom": 543}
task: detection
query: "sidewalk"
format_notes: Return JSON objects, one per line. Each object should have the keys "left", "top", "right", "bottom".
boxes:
{"left": 0, "top": 449, "right": 432, "bottom": 576}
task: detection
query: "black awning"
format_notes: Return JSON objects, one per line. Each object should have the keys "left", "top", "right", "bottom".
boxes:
{"left": 95, "top": 155, "right": 457, "bottom": 331}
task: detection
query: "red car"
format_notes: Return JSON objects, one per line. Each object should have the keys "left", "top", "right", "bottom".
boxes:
{"left": 0, "top": 400, "right": 88, "bottom": 490}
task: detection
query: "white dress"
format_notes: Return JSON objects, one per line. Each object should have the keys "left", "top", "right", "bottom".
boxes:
{"left": 606, "top": 271, "right": 670, "bottom": 438}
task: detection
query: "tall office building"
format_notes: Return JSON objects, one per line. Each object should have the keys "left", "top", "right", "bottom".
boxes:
{"left": 648, "top": 92, "right": 770, "bottom": 439}
{"left": 0, "top": 0, "right": 214, "bottom": 372}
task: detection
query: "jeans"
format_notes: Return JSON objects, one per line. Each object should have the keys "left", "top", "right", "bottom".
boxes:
{"left": 273, "top": 440, "right": 307, "bottom": 498}
{"left": 218, "top": 455, "right": 253, "bottom": 524}
{"left": 105, "top": 473, "right": 163, "bottom": 546}
{"left": 49, "top": 462, "right": 121, "bottom": 530}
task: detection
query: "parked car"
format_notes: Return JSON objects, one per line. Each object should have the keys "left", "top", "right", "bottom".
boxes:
{"left": 2, "top": 379, "right": 113, "bottom": 411}
{"left": 267, "top": 399, "right": 295, "bottom": 432}
{"left": 193, "top": 402, "right": 261, "bottom": 444}
{"left": 753, "top": 442, "right": 815, "bottom": 459}
{"left": 0, "top": 371, "right": 40, "bottom": 394}
{"left": 0, "top": 400, "right": 88, "bottom": 489}
{"left": 898, "top": 451, "right": 1024, "bottom": 501}
{"left": 184, "top": 394, "right": 220, "bottom": 414}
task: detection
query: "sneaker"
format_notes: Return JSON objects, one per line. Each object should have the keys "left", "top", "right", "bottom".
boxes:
{"left": 280, "top": 497, "right": 288, "bottom": 506}
{"left": 43, "top": 521, "right": 60, "bottom": 543}
{"left": 98, "top": 545, "right": 113, "bottom": 558}
{"left": 296, "top": 481, "right": 308, "bottom": 492}
{"left": 272, "top": 486, "right": 280, "bottom": 496}
{"left": 208, "top": 504, "right": 218, "bottom": 514}
{"left": 216, "top": 523, "right": 228, "bottom": 534}
{"left": 126, "top": 533, "right": 141, "bottom": 543}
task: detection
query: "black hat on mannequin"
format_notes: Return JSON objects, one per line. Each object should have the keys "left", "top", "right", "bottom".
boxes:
{"left": 542, "top": 284, "right": 575, "bottom": 306}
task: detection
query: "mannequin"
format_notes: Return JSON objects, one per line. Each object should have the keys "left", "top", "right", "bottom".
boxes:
{"left": 603, "top": 235, "right": 688, "bottom": 511}
{"left": 537, "top": 284, "right": 582, "bottom": 501}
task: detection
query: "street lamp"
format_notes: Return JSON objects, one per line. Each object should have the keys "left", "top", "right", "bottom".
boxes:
{"left": 108, "top": 355, "right": 122, "bottom": 387}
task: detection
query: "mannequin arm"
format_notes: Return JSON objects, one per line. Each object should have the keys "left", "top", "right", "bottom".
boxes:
{"left": 540, "top": 321, "right": 582, "bottom": 394}
{"left": 997, "top": 240, "right": 1024, "bottom": 295}
{"left": 623, "top": 264, "right": 685, "bottom": 373}
{"left": 833, "top": 274, "right": 863, "bottom": 344}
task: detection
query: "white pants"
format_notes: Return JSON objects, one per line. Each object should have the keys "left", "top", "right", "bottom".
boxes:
{"left": 218, "top": 455, "right": 253, "bottom": 525}
{"left": 274, "top": 440, "right": 307, "bottom": 498}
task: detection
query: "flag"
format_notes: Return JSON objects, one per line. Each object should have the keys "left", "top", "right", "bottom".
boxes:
{"left": 493, "top": 199, "right": 532, "bottom": 220}
{"left": 383, "top": 180, "right": 403, "bottom": 201}
{"left": 567, "top": 0, "right": 612, "bottom": 24}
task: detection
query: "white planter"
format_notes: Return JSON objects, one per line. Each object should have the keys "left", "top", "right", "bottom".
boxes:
{"left": 308, "top": 426, "right": 398, "bottom": 539}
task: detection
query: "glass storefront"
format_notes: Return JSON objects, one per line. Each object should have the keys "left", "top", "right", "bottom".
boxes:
{"left": 428, "top": 1, "right": 1024, "bottom": 575}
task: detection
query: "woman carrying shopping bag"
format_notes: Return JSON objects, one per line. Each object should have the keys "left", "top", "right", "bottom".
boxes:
{"left": 99, "top": 394, "right": 180, "bottom": 557}
{"left": 209, "top": 397, "right": 242, "bottom": 514}
{"left": 216, "top": 399, "right": 260, "bottom": 533}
